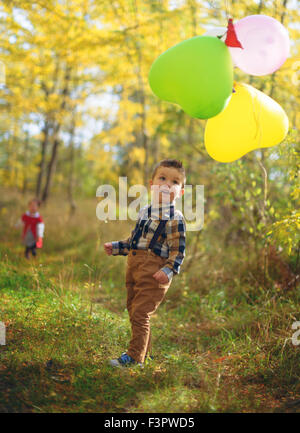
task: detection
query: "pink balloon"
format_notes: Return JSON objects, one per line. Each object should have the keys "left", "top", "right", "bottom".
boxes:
{"left": 229, "top": 15, "right": 290, "bottom": 76}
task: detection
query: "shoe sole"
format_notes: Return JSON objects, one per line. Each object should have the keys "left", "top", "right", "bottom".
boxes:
{"left": 109, "top": 360, "right": 144, "bottom": 369}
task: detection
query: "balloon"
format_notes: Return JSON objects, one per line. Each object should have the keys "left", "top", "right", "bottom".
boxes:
{"left": 149, "top": 36, "right": 233, "bottom": 119}
{"left": 229, "top": 15, "right": 290, "bottom": 76}
{"left": 204, "top": 82, "right": 289, "bottom": 163}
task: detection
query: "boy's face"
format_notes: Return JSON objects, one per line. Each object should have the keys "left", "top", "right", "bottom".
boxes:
{"left": 28, "top": 200, "right": 39, "bottom": 214}
{"left": 149, "top": 166, "right": 184, "bottom": 205}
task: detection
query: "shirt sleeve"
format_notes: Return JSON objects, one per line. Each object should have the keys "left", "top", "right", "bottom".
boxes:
{"left": 160, "top": 215, "right": 186, "bottom": 280}
{"left": 111, "top": 236, "right": 132, "bottom": 256}
{"left": 111, "top": 206, "right": 146, "bottom": 256}
{"left": 111, "top": 223, "right": 139, "bottom": 256}
{"left": 37, "top": 222, "right": 45, "bottom": 238}
{"left": 36, "top": 216, "right": 44, "bottom": 238}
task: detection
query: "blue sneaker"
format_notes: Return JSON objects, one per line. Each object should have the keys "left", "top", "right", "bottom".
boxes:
{"left": 109, "top": 352, "right": 143, "bottom": 368}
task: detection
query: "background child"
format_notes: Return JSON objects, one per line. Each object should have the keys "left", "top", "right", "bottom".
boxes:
{"left": 19, "top": 198, "right": 45, "bottom": 259}
{"left": 104, "top": 159, "right": 186, "bottom": 368}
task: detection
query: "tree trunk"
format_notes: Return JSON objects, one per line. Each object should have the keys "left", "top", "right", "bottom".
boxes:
{"left": 67, "top": 113, "right": 76, "bottom": 216}
{"left": 41, "top": 66, "right": 71, "bottom": 202}
{"left": 133, "top": 1, "right": 149, "bottom": 185}
{"left": 269, "top": 0, "right": 288, "bottom": 97}
{"left": 22, "top": 130, "right": 29, "bottom": 195}
{"left": 41, "top": 133, "right": 60, "bottom": 202}
{"left": 36, "top": 119, "right": 50, "bottom": 199}
{"left": 188, "top": 0, "right": 197, "bottom": 37}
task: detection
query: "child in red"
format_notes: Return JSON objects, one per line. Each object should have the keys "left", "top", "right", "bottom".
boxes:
{"left": 20, "top": 199, "right": 45, "bottom": 259}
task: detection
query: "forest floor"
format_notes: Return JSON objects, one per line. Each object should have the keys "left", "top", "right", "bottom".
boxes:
{"left": 0, "top": 191, "right": 299, "bottom": 413}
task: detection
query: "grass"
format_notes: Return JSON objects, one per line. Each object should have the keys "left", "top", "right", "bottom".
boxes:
{"left": 0, "top": 190, "right": 299, "bottom": 413}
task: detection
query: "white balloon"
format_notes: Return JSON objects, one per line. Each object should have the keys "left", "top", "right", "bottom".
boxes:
{"left": 203, "top": 27, "right": 227, "bottom": 42}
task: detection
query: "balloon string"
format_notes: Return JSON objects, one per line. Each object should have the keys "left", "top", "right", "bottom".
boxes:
{"left": 250, "top": 86, "right": 263, "bottom": 149}
{"left": 209, "top": 0, "right": 230, "bottom": 24}
{"left": 256, "top": 92, "right": 263, "bottom": 149}
{"left": 224, "top": 0, "right": 230, "bottom": 20}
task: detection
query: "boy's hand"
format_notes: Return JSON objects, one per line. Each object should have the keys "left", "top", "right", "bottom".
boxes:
{"left": 104, "top": 242, "right": 113, "bottom": 255}
{"left": 36, "top": 237, "right": 43, "bottom": 248}
{"left": 153, "top": 270, "right": 169, "bottom": 285}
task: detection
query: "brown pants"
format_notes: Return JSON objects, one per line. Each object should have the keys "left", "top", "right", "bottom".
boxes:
{"left": 125, "top": 249, "right": 172, "bottom": 363}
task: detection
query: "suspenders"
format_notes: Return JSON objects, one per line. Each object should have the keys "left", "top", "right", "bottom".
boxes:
{"left": 130, "top": 204, "right": 174, "bottom": 252}
{"left": 147, "top": 219, "right": 167, "bottom": 251}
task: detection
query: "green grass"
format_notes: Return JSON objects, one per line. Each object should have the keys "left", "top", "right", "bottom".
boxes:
{"left": 0, "top": 191, "right": 299, "bottom": 413}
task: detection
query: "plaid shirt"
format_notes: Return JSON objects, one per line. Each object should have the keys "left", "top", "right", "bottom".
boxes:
{"left": 111, "top": 203, "right": 186, "bottom": 281}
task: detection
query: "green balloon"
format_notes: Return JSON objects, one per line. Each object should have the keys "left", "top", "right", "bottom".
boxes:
{"left": 149, "top": 36, "right": 233, "bottom": 119}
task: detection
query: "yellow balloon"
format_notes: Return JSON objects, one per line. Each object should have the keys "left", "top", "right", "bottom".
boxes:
{"left": 204, "top": 82, "right": 289, "bottom": 163}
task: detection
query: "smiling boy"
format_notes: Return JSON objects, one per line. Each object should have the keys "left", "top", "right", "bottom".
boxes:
{"left": 104, "top": 159, "right": 186, "bottom": 367}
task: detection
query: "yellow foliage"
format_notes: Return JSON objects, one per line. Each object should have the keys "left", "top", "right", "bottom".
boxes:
{"left": 0, "top": 0, "right": 299, "bottom": 207}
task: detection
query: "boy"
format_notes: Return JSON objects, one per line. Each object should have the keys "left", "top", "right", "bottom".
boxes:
{"left": 104, "top": 159, "right": 186, "bottom": 368}
{"left": 20, "top": 198, "right": 45, "bottom": 259}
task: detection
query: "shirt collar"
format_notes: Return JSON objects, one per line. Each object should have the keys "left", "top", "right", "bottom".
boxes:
{"left": 148, "top": 202, "right": 175, "bottom": 219}
{"left": 26, "top": 211, "right": 40, "bottom": 217}
{"left": 150, "top": 200, "right": 175, "bottom": 210}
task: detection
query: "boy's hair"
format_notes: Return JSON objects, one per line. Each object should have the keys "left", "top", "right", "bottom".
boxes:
{"left": 29, "top": 198, "right": 41, "bottom": 207}
{"left": 152, "top": 159, "right": 186, "bottom": 186}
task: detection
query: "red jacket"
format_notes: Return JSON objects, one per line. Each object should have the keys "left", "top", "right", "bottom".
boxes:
{"left": 21, "top": 212, "right": 44, "bottom": 240}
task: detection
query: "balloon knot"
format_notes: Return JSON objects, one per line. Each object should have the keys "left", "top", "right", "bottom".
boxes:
{"left": 225, "top": 18, "right": 243, "bottom": 49}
